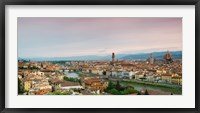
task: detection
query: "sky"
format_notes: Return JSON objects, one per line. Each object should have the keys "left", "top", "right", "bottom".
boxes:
{"left": 18, "top": 17, "right": 182, "bottom": 58}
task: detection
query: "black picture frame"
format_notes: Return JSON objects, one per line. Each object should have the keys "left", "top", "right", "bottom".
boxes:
{"left": 0, "top": 0, "right": 199, "bottom": 113}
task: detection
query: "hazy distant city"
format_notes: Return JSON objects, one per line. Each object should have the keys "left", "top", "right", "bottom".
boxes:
{"left": 18, "top": 17, "right": 182, "bottom": 95}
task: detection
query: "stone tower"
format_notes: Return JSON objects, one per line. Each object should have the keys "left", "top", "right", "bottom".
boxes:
{"left": 112, "top": 52, "right": 115, "bottom": 62}
{"left": 149, "top": 53, "right": 154, "bottom": 64}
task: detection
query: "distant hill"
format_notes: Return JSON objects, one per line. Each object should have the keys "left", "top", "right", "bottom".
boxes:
{"left": 120, "top": 51, "right": 182, "bottom": 60}
{"left": 20, "top": 51, "right": 182, "bottom": 61}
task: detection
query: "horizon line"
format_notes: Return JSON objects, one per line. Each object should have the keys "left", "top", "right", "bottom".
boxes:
{"left": 18, "top": 50, "right": 182, "bottom": 59}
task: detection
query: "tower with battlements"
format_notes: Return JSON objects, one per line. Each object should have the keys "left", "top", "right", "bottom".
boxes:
{"left": 149, "top": 53, "right": 154, "bottom": 64}
{"left": 112, "top": 52, "right": 115, "bottom": 62}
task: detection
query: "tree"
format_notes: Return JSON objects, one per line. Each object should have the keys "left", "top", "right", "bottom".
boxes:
{"left": 48, "top": 91, "right": 72, "bottom": 95}
{"left": 144, "top": 89, "right": 149, "bottom": 95}
{"left": 126, "top": 87, "right": 135, "bottom": 94}
{"left": 110, "top": 88, "right": 119, "bottom": 95}
{"left": 79, "top": 79, "right": 82, "bottom": 85}
{"left": 105, "top": 81, "right": 139, "bottom": 95}
{"left": 140, "top": 77, "right": 146, "bottom": 81}
{"left": 63, "top": 76, "right": 79, "bottom": 82}
{"left": 137, "top": 92, "right": 141, "bottom": 95}
{"left": 18, "top": 78, "right": 25, "bottom": 94}
{"left": 116, "top": 80, "right": 121, "bottom": 90}
{"left": 105, "top": 81, "right": 114, "bottom": 91}
{"left": 102, "top": 71, "right": 106, "bottom": 75}
{"left": 119, "top": 86, "right": 136, "bottom": 95}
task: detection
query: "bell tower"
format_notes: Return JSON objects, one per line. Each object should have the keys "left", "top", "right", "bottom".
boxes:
{"left": 112, "top": 52, "right": 115, "bottom": 62}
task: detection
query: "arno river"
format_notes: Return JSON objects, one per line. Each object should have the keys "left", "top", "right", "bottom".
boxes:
{"left": 63, "top": 70, "right": 79, "bottom": 78}
{"left": 62, "top": 70, "right": 181, "bottom": 95}
{"left": 120, "top": 80, "right": 182, "bottom": 95}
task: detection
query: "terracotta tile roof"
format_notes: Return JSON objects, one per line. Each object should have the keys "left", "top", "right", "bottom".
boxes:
{"left": 162, "top": 74, "right": 171, "bottom": 76}
{"left": 172, "top": 76, "right": 182, "bottom": 79}
{"left": 49, "top": 79, "right": 64, "bottom": 84}
{"left": 61, "top": 81, "right": 80, "bottom": 87}
{"left": 36, "top": 89, "right": 51, "bottom": 95}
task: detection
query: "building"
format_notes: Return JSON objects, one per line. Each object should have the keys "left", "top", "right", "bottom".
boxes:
{"left": 36, "top": 89, "right": 51, "bottom": 95}
{"left": 49, "top": 79, "right": 64, "bottom": 91}
{"left": 106, "top": 71, "right": 112, "bottom": 76}
{"left": 112, "top": 52, "right": 115, "bottom": 62}
{"left": 156, "top": 69, "right": 167, "bottom": 75}
{"left": 147, "top": 53, "right": 155, "bottom": 64}
{"left": 55, "top": 74, "right": 64, "bottom": 80}
{"left": 60, "top": 81, "right": 83, "bottom": 90}
{"left": 171, "top": 76, "right": 182, "bottom": 85}
{"left": 145, "top": 74, "right": 155, "bottom": 82}
{"left": 31, "top": 71, "right": 44, "bottom": 76}
{"left": 22, "top": 75, "right": 34, "bottom": 91}
{"left": 171, "top": 74, "right": 182, "bottom": 85}
{"left": 161, "top": 74, "right": 172, "bottom": 83}
{"left": 122, "top": 71, "right": 134, "bottom": 79}
{"left": 135, "top": 72, "right": 145, "bottom": 80}
{"left": 163, "top": 50, "right": 173, "bottom": 64}
{"left": 149, "top": 53, "right": 154, "bottom": 64}
{"left": 91, "top": 69, "right": 103, "bottom": 75}
{"left": 23, "top": 81, "right": 32, "bottom": 91}
{"left": 34, "top": 84, "right": 52, "bottom": 91}
{"left": 83, "top": 78, "right": 108, "bottom": 93}
{"left": 111, "top": 71, "right": 118, "bottom": 77}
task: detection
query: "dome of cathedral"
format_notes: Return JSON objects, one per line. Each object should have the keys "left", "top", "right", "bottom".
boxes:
{"left": 163, "top": 51, "right": 173, "bottom": 64}
{"left": 163, "top": 51, "right": 173, "bottom": 60}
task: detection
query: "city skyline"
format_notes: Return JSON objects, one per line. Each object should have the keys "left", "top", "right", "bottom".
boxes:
{"left": 18, "top": 17, "right": 182, "bottom": 58}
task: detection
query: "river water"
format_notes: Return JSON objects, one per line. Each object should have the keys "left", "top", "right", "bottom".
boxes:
{"left": 120, "top": 81, "right": 182, "bottom": 95}
{"left": 61, "top": 70, "right": 181, "bottom": 95}
{"left": 63, "top": 70, "right": 79, "bottom": 78}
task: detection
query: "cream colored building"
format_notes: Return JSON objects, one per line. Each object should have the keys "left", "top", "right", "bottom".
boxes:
{"left": 161, "top": 74, "right": 172, "bottom": 83}
{"left": 24, "top": 81, "right": 32, "bottom": 91}
{"left": 171, "top": 76, "right": 182, "bottom": 85}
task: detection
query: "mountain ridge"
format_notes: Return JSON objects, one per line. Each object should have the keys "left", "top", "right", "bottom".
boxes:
{"left": 19, "top": 51, "right": 182, "bottom": 61}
